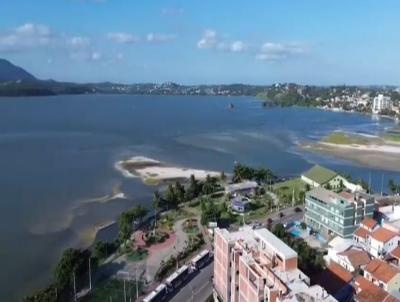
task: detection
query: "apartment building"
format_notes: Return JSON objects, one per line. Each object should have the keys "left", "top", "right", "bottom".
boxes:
{"left": 305, "top": 187, "right": 374, "bottom": 238}
{"left": 213, "top": 226, "right": 337, "bottom": 302}
{"left": 372, "top": 94, "right": 392, "bottom": 114}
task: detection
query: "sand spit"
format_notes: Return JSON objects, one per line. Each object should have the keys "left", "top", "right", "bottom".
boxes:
{"left": 115, "top": 156, "right": 220, "bottom": 185}
{"left": 302, "top": 132, "right": 400, "bottom": 172}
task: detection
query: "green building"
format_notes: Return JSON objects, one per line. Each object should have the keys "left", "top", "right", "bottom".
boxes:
{"left": 304, "top": 187, "right": 374, "bottom": 238}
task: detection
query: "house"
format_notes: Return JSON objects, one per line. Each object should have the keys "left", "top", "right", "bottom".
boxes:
{"left": 301, "top": 165, "right": 363, "bottom": 192}
{"left": 386, "top": 246, "right": 400, "bottom": 265}
{"left": 231, "top": 196, "right": 251, "bottom": 213}
{"left": 224, "top": 180, "right": 258, "bottom": 196}
{"left": 354, "top": 217, "right": 379, "bottom": 244}
{"left": 354, "top": 275, "right": 400, "bottom": 302}
{"left": 305, "top": 187, "right": 374, "bottom": 238}
{"left": 367, "top": 227, "right": 400, "bottom": 258}
{"left": 363, "top": 259, "right": 400, "bottom": 298}
{"left": 326, "top": 236, "right": 369, "bottom": 272}
{"left": 336, "top": 248, "right": 371, "bottom": 272}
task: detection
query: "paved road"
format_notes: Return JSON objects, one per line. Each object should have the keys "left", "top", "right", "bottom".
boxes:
{"left": 169, "top": 260, "right": 213, "bottom": 302}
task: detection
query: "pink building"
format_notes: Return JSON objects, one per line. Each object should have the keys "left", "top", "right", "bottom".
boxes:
{"left": 214, "top": 226, "right": 337, "bottom": 302}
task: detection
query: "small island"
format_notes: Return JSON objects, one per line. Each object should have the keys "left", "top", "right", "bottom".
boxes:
{"left": 115, "top": 156, "right": 220, "bottom": 185}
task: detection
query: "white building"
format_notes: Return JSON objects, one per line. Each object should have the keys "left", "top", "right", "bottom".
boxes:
{"left": 366, "top": 227, "right": 400, "bottom": 258}
{"left": 372, "top": 94, "right": 392, "bottom": 114}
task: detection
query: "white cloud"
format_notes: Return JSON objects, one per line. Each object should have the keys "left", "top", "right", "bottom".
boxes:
{"left": 230, "top": 40, "right": 247, "bottom": 52}
{"left": 67, "top": 36, "right": 91, "bottom": 49}
{"left": 0, "top": 23, "right": 53, "bottom": 52}
{"left": 91, "top": 51, "right": 102, "bottom": 61}
{"left": 106, "top": 32, "right": 139, "bottom": 44}
{"left": 146, "top": 33, "right": 176, "bottom": 43}
{"left": 256, "top": 42, "right": 306, "bottom": 61}
{"left": 197, "top": 31, "right": 248, "bottom": 54}
{"left": 197, "top": 29, "right": 218, "bottom": 49}
{"left": 161, "top": 8, "right": 184, "bottom": 16}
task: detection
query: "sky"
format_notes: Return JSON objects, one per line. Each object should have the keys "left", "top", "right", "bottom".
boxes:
{"left": 0, "top": 0, "right": 399, "bottom": 85}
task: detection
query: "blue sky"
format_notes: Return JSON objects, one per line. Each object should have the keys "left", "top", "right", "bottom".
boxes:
{"left": 0, "top": 0, "right": 399, "bottom": 85}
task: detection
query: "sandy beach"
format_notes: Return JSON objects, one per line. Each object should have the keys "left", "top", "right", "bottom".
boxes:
{"left": 115, "top": 156, "right": 220, "bottom": 185}
{"left": 303, "top": 141, "right": 400, "bottom": 172}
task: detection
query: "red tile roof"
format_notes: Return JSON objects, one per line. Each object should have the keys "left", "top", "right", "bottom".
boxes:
{"left": 354, "top": 227, "right": 370, "bottom": 239}
{"left": 354, "top": 276, "right": 388, "bottom": 302}
{"left": 327, "top": 261, "right": 353, "bottom": 283}
{"left": 364, "top": 259, "right": 400, "bottom": 283}
{"left": 370, "top": 227, "right": 398, "bottom": 243}
{"left": 389, "top": 246, "right": 400, "bottom": 260}
{"left": 361, "top": 217, "right": 378, "bottom": 230}
{"left": 338, "top": 248, "right": 370, "bottom": 268}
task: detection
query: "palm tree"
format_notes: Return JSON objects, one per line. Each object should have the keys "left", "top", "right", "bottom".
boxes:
{"left": 152, "top": 190, "right": 161, "bottom": 233}
{"left": 388, "top": 179, "right": 398, "bottom": 195}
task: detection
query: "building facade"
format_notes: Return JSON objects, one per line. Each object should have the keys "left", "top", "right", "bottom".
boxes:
{"left": 372, "top": 94, "right": 392, "bottom": 114}
{"left": 305, "top": 188, "right": 374, "bottom": 238}
{"left": 213, "top": 226, "right": 337, "bottom": 302}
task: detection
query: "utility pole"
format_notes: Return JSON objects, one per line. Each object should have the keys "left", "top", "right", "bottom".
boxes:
{"left": 73, "top": 272, "right": 77, "bottom": 302}
{"left": 123, "top": 279, "right": 127, "bottom": 302}
{"left": 136, "top": 266, "right": 139, "bottom": 300}
{"left": 368, "top": 172, "right": 372, "bottom": 193}
{"left": 89, "top": 257, "right": 92, "bottom": 291}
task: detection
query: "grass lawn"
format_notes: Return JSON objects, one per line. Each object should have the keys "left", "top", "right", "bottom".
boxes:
{"left": 322, "top": 132, "right": 370, "bottom": 145}
{"left": 272, "top": 177, "right": 306, "bottom": 206}
{"left": 273, "top": 177, "right": 306, "bottom": 192}
{"left": 86, "top": 279, "right": 142, "bottom": 302}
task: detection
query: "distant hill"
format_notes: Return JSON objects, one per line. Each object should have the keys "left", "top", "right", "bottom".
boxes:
{"left": 0, "top": 58, "right": 36, "bottom": 82}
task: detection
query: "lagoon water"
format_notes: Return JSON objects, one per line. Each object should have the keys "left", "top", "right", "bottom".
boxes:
{"left": 0, "top": 95, "right": 398, "bottom": 300}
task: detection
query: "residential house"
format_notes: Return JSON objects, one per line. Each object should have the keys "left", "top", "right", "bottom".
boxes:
{"left": 326, "top": 236, "right": 370, "bottom": 272}
{"left": 354, "top": 275, "right": 400, "bottom": 302}
{"left": 301, "top": 165, "right": 363, "bottom": 192}
{"left": 386, "top": 246, "right": 400, "bottom": 265}
{"left": 367, "top": 227, "right": 400, "bottom": 258}
{"left": 363, "top": 259, "right": 400, "bottom": 298}
{"left": 354, "top": 217, "right": 379, "bottom": 244}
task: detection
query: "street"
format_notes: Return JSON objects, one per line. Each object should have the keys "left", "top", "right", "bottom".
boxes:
{"left": 168, "top": 260, "right": 213, "bottom": 302}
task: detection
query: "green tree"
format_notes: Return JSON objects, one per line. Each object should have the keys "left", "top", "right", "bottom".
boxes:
{"left": 220, "top": 171, "right": 227, "bottom": 182}
{"left": 389, "top": 179, "right": 398, "bottom": 195}
{"left": 165, "top": 184, "right": 178, "bottom": 208}
{"left": 202, "top": 174, "right": 215, "bottom": 195}
{"left": 118, "top": 211, "right": 134, "bottom": 242}
{"left": 185, "top": 174, "right": 200, "bottom": 200}
{"left": 152, "top": 190, "right": 161, "bottom": 232}
{"left": 174, "top": 181, "right": 186, "bottom": 204}
{"left": 54, "top": 248, "right": 91, "bottom": 290}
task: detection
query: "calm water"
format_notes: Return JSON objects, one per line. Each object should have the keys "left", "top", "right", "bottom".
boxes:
{"left": 0, "top": 95, "right": 398, "bottom": 300}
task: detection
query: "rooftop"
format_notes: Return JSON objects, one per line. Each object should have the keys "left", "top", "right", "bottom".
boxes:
{"left": 361, "top": 217, "right": 378, "bottom": 230}
{"left": 337, "top": 248, "right": 370, "bottom": 268}
{"left": 307, "top": 187, "right": 351, "bottom": 207}
{"left": 355, "top": 276, "right": 390, "bottom": 302}
{"left": 254, "top": 228, "right": 297, "bottom": 259}
{"left": 388, "top": 246, "right": 400, "bottom": 260}
{"left": 302, "top": 165, "right": 337, "bottom": 184}
{"left": 225, "top": 180, "right": 258, "bottom": 193}
{"left": 328, "top": 236, "right": 361, "bottom": 253}
{"left": 364, "top": 259, "right": 400, "bottom": 283}
{"left": 369, "top": 227, "right": 398, "bottom": 243}
{"left": 327, "top": 261, "right": 353, "bottom": 283}
{"left": 354, "top": 227, "right": 370, "bottom": 239}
